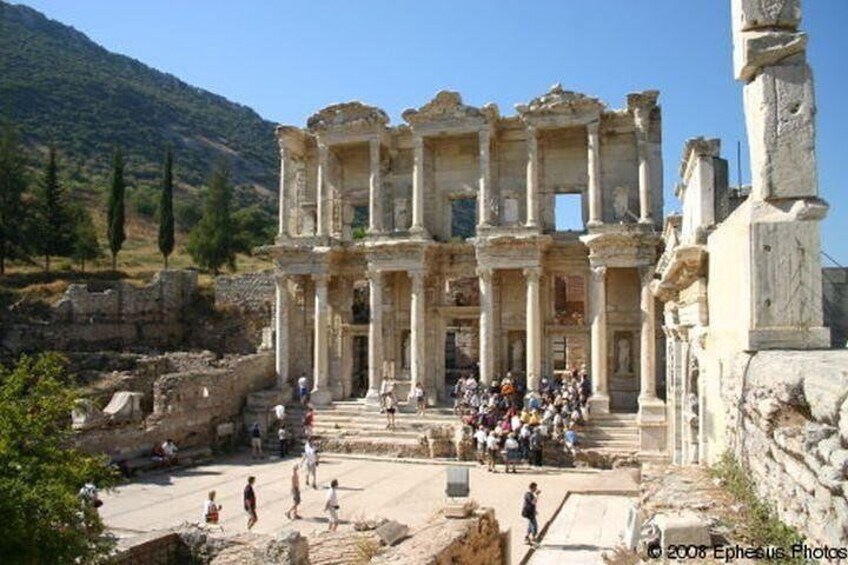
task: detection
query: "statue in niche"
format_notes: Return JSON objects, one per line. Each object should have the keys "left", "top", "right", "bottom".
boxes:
{"left": 394, "top": 198, "right": 409, "bottom": 231}
{"left": 616, "top": 337, "right": 632, "bottom": 374}
{"left": 301, "top": 209, "right": 316, "bottom": 236}
{"left": 613, "top": 186, "right": 630, "bottom": 222}
{"left": 511, "top": 338, "right": 524, "bottom": 371}
{"left": 503, "top": 197, "right": 519, "bottom": 225}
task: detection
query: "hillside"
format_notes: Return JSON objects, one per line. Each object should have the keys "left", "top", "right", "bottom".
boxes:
{"left": 0, "top": 1, "right": 278, "bottom": 211}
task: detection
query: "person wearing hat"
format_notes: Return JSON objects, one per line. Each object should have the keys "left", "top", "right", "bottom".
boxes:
{"left": 504, "top": 432, "right": 520, "bottom": 473}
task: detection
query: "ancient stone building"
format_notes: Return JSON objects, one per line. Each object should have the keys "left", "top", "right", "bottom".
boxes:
{"left": 268, "top": 85, "right": 667, "bottom": 449}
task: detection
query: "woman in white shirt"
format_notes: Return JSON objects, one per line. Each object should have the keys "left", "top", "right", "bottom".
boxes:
{"left": 324, "top": 479, "right": 340, "bottom": 531}
{"left": 203, "top": 490, "right": 221, "bottom": 524}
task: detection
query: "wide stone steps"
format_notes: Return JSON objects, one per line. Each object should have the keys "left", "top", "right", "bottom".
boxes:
{"left": 580, "top": 413, "right": 640, "bottom": 455}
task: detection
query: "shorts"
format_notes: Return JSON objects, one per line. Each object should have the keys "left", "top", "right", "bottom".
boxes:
{"left": 386, "top": 407, "right": 396, "bottom": 414}
{"left": 251, "top": 437, "right": 262, "bottom": 448}
{"left": 327, "top": 507, "right": 339, "bottom": 523}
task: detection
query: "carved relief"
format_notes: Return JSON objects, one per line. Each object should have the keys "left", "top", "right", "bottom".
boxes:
{"left": 613, "top": 186, "right": 632, "bottom": 221}
{"left": 402, "top": 90, "right": 499, "bottom": 127}
{"left": 444, "top": 277, "right": 480, "bottom": 307}
{"left": 516, "top": 83, "right": 606, "bottom": 118}
{"left": 394, "top": 198, "right": 409, "bottom": 231}
{"left": 306, "top": 102, "right": 389, "bottom": 133}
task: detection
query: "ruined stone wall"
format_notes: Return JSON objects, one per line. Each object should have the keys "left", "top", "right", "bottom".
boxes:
{"left": 215, "top": 272, "right": 275, "bottom": 313}
{"left": 76, "top": 351, "right": 275, "bottom": 456}
{"left": 823, "top": 267, "right": 848, "bottom": 348}
{"left": 720, "top": 350, "right": 848, "bottom": 548}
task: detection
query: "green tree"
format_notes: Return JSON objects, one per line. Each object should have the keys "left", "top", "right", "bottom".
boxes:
{"left": 0, "top": 123, "right": 28, "bottom": 274}
{"left": 106, "top": 147, "right": 126, "bottom": 271}
{"left": 71, "top": 205, "right": 102, "bottom": 272}
{"left": 187, "top": 163, "right": 238, "bottom": 275}
{"left": 34, "top": 146, "right": 75, "bottom": 272}
{"left": 0, "top": 353, "right": 118, "bottom": 563}
{"left": 158, "top": 146, "right": 175, "bottom": 268}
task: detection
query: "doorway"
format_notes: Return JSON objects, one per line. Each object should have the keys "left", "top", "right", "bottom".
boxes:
{"left": 351, "top": 335, "right": 368, "bottom": 398}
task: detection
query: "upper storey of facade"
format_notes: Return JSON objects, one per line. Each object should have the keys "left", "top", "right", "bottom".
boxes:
{"left": 274, "top": 85, "right": 663, "bottom": 245}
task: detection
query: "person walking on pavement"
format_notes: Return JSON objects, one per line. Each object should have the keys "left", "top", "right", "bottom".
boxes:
{"left": 384, "top": 388, "right": 398, "bottom": 430}
{"left": 285, "top": 464, "right": 302, "bottom": 520}
{"left": 522, "top": 482, "right": 540, "bottom": 545}
{"left": 324, "top": 479, "right": 340, "bottom": 532}
{"left": 250, "top": 422, "right": 263, "bottom": 459}
{"left": 278, "top": 425, "right": 289, "bottom": 458}
{"left": 203, "top": 490, "right": 222, "bottom": 525}
{"left": 244, "top": 476, "right": 258, "bottom": 530}
{"left": 302, "top": 437, "right": 318, "bottom": 489}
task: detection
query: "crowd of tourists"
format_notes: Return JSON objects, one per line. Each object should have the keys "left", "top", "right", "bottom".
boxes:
{"left": 455, "top": 368, "right": 591, "bottom": 470}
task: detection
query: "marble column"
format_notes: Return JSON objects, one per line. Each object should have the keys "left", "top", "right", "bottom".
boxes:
{"left": 274, "top": 274, "right": 289, "bottom": 388}
{"left": 639, "top": 266, "right": 657, "bottom": 402}
{"left": 525, "top": 127, "right": 539, "bottom": 227}
{"left": 635, "top": 110, "right": 652, "bottom": 224}
{"left": 478, "top": 267, "right": 494, "bottom": 386}
{"left": 589, "top": 265, "right": 610, "bottom": 413}
{"left": 311, "top": 274, "right": 331, "bottom": 405}
{"left": 409, "top": 270, "right": 426, "bottom": 391}
{"left": 478, "top": 128, "right": 492, "bottom": 227}
{"left": 365, "top": 270, "right": 384, "bottom": 407}
{"left": 411, "top": 135, "right": 425, "bottom": 233}
{"left": 316, "top": 143, "right": 328, "bottom": 237}
{"left": 524, "top": 267, "right": 541, "bottom": 393}
{"left": 587, "top": 121, "right": 602, "bottom": 226}
{"left": 278, "top": 146, "right": 289, "bottom": 237}
{"left": 369, "top": 137, "right": 383, "bottom": 233}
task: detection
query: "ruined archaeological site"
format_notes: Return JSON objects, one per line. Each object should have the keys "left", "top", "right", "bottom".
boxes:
{"left": 4, "top": 0, "right": 848, "bottom": 564}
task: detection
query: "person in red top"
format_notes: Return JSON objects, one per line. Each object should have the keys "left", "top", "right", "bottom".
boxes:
{"left": 303, "top": 405, "right": 315, "bottom": 437}
{"left": 244, "top": 476, "right": 257, "bottom": 530}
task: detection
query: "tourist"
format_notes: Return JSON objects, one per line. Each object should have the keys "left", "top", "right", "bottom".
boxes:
{"left": 303, "top": 405, "right": 315, "bottom": 437}
{"left": 78, "top": 480, "right": 102, "bottom": 509}
{"left": 564, "top": 425, "right": 577, "bottom": 457}
{"left": 203, "top": 490, "right": 222, "bottom": 525}
{"left": 324, "top": 479, "right": 340, "bottom": 532}
{"left": 529, "top": 427, "right": 543, "bottom": 467}
{"left": 303, "top": 437, "right": 318, "bottom": 489}
{"left": 278, "top": 424, "right": 289, "bottom": 458}
{"left": 273, "top": 403, "right": 286, "bottom": 422}
{"left": 285, "top": 464, "right": 302, "bottom": 520}
{"left": 297, "top": 373, "right": 309, "bottom": 405}
{"left": 504, "top": 432, "right": 520, "bottom": 473}
{"left": 474, "top": 425, "right": 488, "bottom": 465}
{"left": 486, "top": 429, "right": 500, "bottom": 472}
{"left": 522, "top": 482, "right": 540, "bottom": 545}
{"left": 379, "top": 378, "right": 391, "bottom": 413}
{"left": 250, "top": 422, "right": 263, "bottom": 459}
{"left": 384, "top": 388, "right": 398, "bottom": 430}
{"left": 162, "top": 438, "right": 178, "bottom": 466}
{"left": 414, "top": 382, "right": 426, "bottom": 416}
{"left": 244, "top": 476, "right": 257, "bottom": 530}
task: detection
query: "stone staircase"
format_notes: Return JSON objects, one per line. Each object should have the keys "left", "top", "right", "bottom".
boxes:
{"left": 577, "top": 413, "right": 641, "bottom": 467}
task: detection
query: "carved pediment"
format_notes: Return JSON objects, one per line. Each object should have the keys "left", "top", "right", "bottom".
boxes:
{"left": 402, "top": 91, "right": 498, "bottom": 128}
{"left": 515, "top": 83, "right": 605, "bottom": 118}
{"left": 306, "top": 102, "right": 389, "bottom": 134}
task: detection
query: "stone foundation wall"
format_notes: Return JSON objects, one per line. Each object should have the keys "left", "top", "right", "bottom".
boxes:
{"left": 215, "top": 272, "right": 275, "bottom": 313}
{"left": 823, "top": 267, "right": 848, "bottom": 348}
{"left": 720, "top": 350, "right": 848, "bottom": 548}
{"left": 76, "top": 351, "right": 275, "bottom": 456}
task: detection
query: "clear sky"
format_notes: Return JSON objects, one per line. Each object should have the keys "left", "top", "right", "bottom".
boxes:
{"left": 13, "top": 1, "right": 848, "bottom": 265}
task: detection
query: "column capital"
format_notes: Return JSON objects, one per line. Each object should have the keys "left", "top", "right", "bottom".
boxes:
{"left": 476, "top": 266, "right": 494, "bottom": 283}
{"left": 412, "top": 134, "right": 424, "bottom": 149}
{"left": 523, "top": 266, "right": 541, "bottom": 282}
{"left": 526, "top": 125, "right": 538, "bottom": 138}
{"left": 274, "top": 273, "right": 289, "bottom": 285}
{"left": 586, "top": 120, "right": 600, "bottom": 136}
{"left": 638, "top": 265, "right": 656, "bottom": 285}
{"left": 407, "top": 269, "right": 425, "bottom": 285}
{"left": 590, "top": 265, "right": 608, "bottom": 280}
{"left": 311, "top": 273, "right": 330, "bottom": 286}
{"left": 365, "top": 269, "right": 383, "bottom": 283}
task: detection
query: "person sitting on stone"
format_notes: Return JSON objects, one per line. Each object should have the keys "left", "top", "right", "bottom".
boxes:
{"left": 161, "top": 439, "right": 178, "bottom": 466}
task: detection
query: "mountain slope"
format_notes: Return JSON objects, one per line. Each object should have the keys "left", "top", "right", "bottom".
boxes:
{"left": 0, "top": 1, "right": 278, "bottom": 206}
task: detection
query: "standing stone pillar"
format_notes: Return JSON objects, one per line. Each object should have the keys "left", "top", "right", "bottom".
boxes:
{"left": 278, "top": 146, "right": 289, "bottom": 237}
{"left": 638, "top": 266, "right": 664, "bottom": 430}
{"left": 365, "top": 270, "right": 384, "bottom": 407}
{"left": 478, "top": 267, "right": 494, "bottom": 386}
{"left": 311, "top": 274, "right": 331, "bottom": 405}
{"left": 587, "top": 121, "right": 603, "bottom": 226}
{"left": 589, "top": 265, "right": 610, "bottom": 413}
{"left": 369, "top": 137, "right": 383, "bottom": 233}
{"left": 409, "top": 269, "right": 426, "bottom": 391}
{"left": 274, "top": 274, "right": 289, "bottom": 389}
{"left": 525, "top": 127, "right": 539, "bottom": 228}
{"left": 635, "top": 109, "right": 652, "bottom": 224}
{"left": 316, "top": 143, "right": 328, "bottom": 237}
{"left": 524, "top": 267, "right": 542, "bottom": 393}
{"left": 478, "top": 128, "right": 492, "bottom": 227}
{"left": 411, "top": 135, "right": 425, "bottom": 234}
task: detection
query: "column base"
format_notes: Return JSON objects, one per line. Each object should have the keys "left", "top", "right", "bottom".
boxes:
{"left": 408, "top": 226, "right": 431, "bottom": 240}
{"left": 310, "top": 389, "right": 333, "bottom": 406}
{"left": 586, "top": 219, "right": 603, "bottom": 228}
{"left": 588, "top": 393, "right": 610, "bottom": 416}
{"left": 638, "top": 217, "right": 653, "bottom": 225}
{"left": 637, "top": 396, "right": 666, "bottom": 423}
{"left": 364, "top": 388, "right": 382, "bottom": 410}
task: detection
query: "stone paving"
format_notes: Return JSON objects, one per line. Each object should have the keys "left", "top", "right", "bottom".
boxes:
{"left": 100, "top": 451, "right": 639, "bottom": 564}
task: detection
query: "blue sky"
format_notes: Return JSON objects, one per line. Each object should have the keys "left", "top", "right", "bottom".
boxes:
{"left": 15, "top": 1, "right": 848, "bottom": 265}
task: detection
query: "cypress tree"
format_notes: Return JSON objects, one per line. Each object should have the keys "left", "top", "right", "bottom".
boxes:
{"left": 106, "top": 148, "right": 126, "bottom": 271}
{"left": 187, "top": 163, "right": 237, "bottom": 275}
{"left": 71, "top": 205, "right": 101, "bottom": 273}
{"left": 0, "top": 123, "right": 27, "bottom": 274}
{"left": 35, "top": 146, "right": 74, "bottom": 272}
{"left": 158, "top": 146, "right": 175, "bottom": 268}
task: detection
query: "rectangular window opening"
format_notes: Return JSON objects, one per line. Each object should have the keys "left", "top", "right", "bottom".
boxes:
{"left": 451, "top": 198, "right": 477, "bottom": 240}
{"left": 351, "top": 204, "right": 369, "bottom": 239}
{"left": 555, "top": 193, "right": 584, "bottom": 231}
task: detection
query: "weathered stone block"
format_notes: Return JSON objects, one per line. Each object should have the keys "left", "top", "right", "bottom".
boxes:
{"left": 734, "top": 30, "right": 806, "bottom": 81}
{"left": 743, "top": 61, "right": 817, "bottom": 200}
{"left": 804, "top": 372, "right": 848, "bottom": 424}
{"left": 654, "top": 512, "right": 711, "bottom": 547}
{"left": 375, "top": 520, "right": 409, "bottom": 546}
{"left": 731, "top": 0, "right": 801, "bottom": 33}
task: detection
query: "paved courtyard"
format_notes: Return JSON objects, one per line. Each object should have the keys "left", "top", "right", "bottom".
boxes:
{"left": 101, "top": 451, "right": 639, "bottom": 564}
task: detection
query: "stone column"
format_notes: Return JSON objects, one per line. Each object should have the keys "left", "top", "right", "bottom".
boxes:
{"left": 524, "top": 267, "right": 542, "bottom": 393}
{"left": 409, "top": 270, "right": 426, "bottom": 391}
{"left": 478, "top": 129, "right": 492, "bottom": 227}
{"left": 278, "top": 146, "right": 289, "bottom": 237}
{"left": 365, "top": 270, "right": 384, "bottom": 407}
{"left": 316, "top": 143, "right": 328, "bottom": 237}
{"left": 478, "top": 267, "right": 494, "bottom": 386}
{"left": 587, "top": 121, "right": 603, "bottom": 226}
{"left": 638, "top": 266, "right": 665, "bottom": 427}
{"left": 274, "top": 274, "right": 289, "bottom": 388}
{"left": 411, "top": 135, "right": 425, "bottom": 233}
{"left": 634, "top": 109, "right": 652, "bottom": 224}
{"left": 311, "top": 274, "right": 331, "bottom": 405}
{"left": 525, "top": 127, "right": 539, "bottom": 227}
{"left": 589, "top": 265, "right": 610, "bottom": 413}
{"left": 369, "top": 137, "right": 383, "bottom": 233}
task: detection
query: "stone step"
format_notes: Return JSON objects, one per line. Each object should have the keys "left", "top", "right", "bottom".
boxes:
{"left": 581, "top": 440, "right": 640, "bottom": 449}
